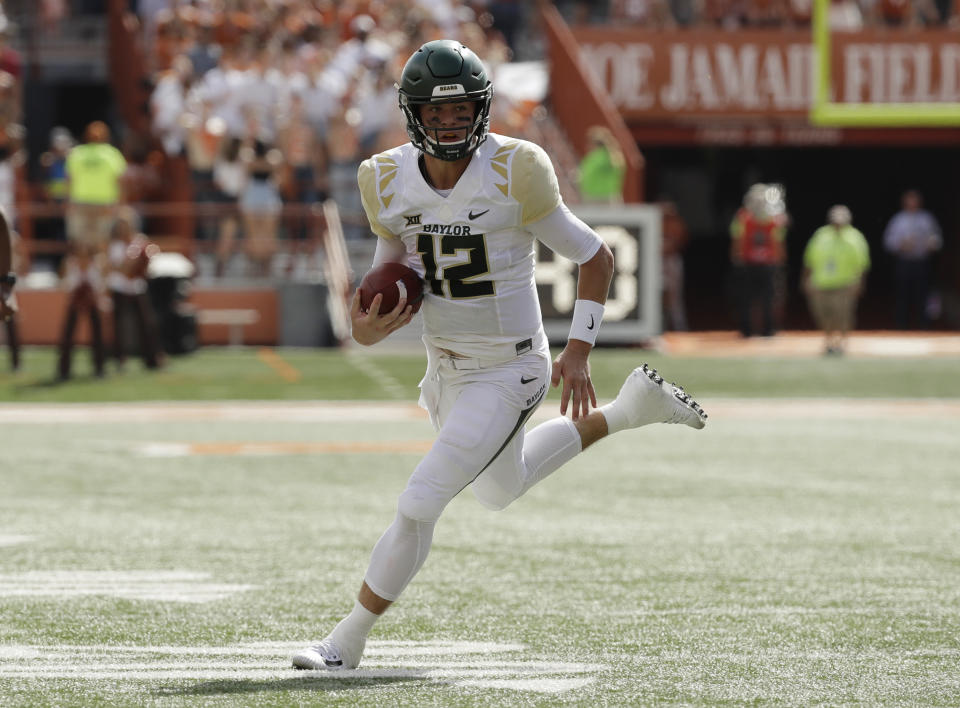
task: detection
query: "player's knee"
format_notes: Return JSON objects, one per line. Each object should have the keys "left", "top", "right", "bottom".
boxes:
{"left": 470, "top": 479, "right": 516, "bottom": 512}
{"left": 398, "top": 441, "right": 474, "bottom": 522}
{"left": 472, "top": 491, "right": 512, "bottom": 512}
{"left": 391, "top": 509, "right": 432, "bottom": 535}
{"left": 397, "top": 485, "right": 446, "bottom": 523}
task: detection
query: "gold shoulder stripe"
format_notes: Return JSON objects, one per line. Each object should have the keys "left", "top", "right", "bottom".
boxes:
{"left": 490, "top": 142, "right": 519, "bottom": 198}
{"left": 379, "top": 171, "right": 398, "bottom": 194}
{"left": 358, "top": 158, "right": 396, "bottom": 240}
{"left": 376, "top": 157, "right": 399, "bottom": 205}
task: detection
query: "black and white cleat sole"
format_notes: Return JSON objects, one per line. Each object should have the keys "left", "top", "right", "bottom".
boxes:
{"left": 672, "top": 386, "right": 708, "bottom": 423}
{"left": 641, "top": 363, "right": 708, "bottom": 425}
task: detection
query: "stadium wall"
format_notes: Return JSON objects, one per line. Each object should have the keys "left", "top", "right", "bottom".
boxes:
{"left": 16, "top": 288, "right": 279, "bottom": 347}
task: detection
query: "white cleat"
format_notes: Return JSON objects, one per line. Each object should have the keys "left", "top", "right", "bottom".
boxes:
{"left": 291, "top": 637, "right": 361, "bottom": 671}
{"left": 615, "top": 363, "right": 707, "bottom": 430}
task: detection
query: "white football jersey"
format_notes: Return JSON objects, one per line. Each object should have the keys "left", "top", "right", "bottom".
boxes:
{"left": 358, "top": 133, "right": 598, "bottom": 360}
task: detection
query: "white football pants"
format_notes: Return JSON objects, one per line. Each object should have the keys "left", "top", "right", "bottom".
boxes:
{"left": 364, "top": 346, "right": 583, "bottom": 601}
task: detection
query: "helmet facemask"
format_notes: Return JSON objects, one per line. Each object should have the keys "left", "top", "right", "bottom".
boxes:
{"left": 399, "top": 89, "right": 492, "bottom": 162}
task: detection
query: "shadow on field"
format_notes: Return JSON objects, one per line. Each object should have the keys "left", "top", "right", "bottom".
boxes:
{"left": 160, "top": 673, "right": 425, "bottom": 697}
{"left": 16, "top": 374, "right": 102, "bottom": 389}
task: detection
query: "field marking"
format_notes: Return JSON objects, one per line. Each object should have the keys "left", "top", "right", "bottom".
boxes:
{"left": 136, "top": 440, "right": 434, "bottom": 457}
{"left": 256, "top": 348, "right": 301, "bottom": 383}
{"left": 0, "top": 570, "right": 254, "bottom": 603}
{"left": 1, "top": 398, "right": 958, "bottom": 426}
{"left": 0, "top": 641, "right": 528, "bottom": 657}
{"left": 0, "top": 402, "right": 429, "bottom": 424}
{"left": 344, "top": 351, "right": 407, "bottom": 399}
{"left": 0, "top": 534, "right": 32, "bottom": 547}
{"left": 706, "top": 398, "right": 960, "bottom": 420}
{"left": 0, "top": 640, "right": 599, "bottom": 694}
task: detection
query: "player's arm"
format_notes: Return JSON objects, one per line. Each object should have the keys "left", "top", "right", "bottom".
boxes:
{"left": 559, "top": 242, "right": 614, "bottom": 419}
{"left": 1, "top": 209, "right": 16, "bottom": 321}
{"left": 528, "top": 204, "right": 614, "bottom": 420}
{"left": 516, "top": 142, "right": 614, "bottom": 419}
{"left": 351, "top": 159, "right": 413, "bottom": 346}
{"left": 350, "top": 236, "right": 413, "bottom": 346}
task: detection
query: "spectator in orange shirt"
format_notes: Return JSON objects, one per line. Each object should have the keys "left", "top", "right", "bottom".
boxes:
{"left": 729, "top": 183, "right": 788, "bottom": 337}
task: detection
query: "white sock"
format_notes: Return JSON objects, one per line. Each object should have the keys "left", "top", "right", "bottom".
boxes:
{"left": 599, "top": 400, "right": 630, "bottom": 435}
{"left": 330, "top": 600, "right": 380, "bottom": 647}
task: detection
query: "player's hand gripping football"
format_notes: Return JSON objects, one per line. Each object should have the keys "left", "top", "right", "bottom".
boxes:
{"left": 350, "top": 289, "right": 413, "bottom": 346}
{"left": 551, "top": 339, "right": 597, "bottom": 421}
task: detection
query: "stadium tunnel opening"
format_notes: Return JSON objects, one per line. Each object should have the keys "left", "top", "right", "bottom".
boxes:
{"left": 642, "top": 144, "right": 960, "bottom": 332}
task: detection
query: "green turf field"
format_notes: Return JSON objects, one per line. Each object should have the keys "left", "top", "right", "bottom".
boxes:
{"left": 4, "top": 345, "right": 960, "bottom": 401}
{"left": 1, "top": 347, "right": 959, "bottom": 705}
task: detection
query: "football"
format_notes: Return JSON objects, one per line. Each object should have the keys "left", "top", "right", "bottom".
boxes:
{"left": 358, "top": 262, "right": 424, "bottom": 314}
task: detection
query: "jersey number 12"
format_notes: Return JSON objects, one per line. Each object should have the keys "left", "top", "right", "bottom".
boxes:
{"left": 417, "top": 233, "right": 495, "bottom": 299}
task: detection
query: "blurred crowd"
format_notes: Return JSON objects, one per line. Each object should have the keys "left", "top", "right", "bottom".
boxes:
{"left": 138, "top": 0, "right": 519, "bottom": 276}
{"left": 594, "top": 0, "right": 960, "bottom": 28}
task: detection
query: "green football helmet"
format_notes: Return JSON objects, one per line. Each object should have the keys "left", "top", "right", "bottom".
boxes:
{"left": 397, "top": 40, "right": 493, "bottom": 162}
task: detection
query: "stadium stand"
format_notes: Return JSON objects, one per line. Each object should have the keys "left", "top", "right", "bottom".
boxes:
{"left": 2, "top": 0, "right": 959, "bottom": 344}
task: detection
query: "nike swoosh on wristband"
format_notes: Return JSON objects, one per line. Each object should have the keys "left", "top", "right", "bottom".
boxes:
{"left": 587, "top": 315, "right": 595, "bottom": 330}
{"left": 468, "top": 209, "right": 489, "bottom": 220}
{"left": 520, "top": 376, "right": 538, "bottom": 384}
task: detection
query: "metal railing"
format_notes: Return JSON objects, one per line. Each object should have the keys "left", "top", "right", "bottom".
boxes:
{"left": 15, "top": 200, "right": 372, "bottom": 289}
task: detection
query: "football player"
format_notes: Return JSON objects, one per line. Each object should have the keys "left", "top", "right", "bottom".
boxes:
{"left": 292, "top": 40, "right": 707, "bottom": 671}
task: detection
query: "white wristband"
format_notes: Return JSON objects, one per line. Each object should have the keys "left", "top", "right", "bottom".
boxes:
{"left": 568, "top": 299, "right": 604, "bottom": 346}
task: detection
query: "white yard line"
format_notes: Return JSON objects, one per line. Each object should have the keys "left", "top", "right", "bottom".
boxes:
{"left": 0, "top": 534, "right": 32, "bottom": 547}
{"left": 344, "top": 351, "right": 408, "bottom": 400}
{"left": 0, "top": 640, "right": 599, "bottom": 694}
{"left": 0, "top": 570, "right": 254, "bottom": 603}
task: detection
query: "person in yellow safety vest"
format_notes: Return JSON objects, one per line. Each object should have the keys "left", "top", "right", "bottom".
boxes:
{"left": 802, "top": 205, "right": 871, "bottom": 356}
{"left": 65, "top": 121, "right": 127, "bottom": 255}
{"left": 576, "top": 125, "right": 625, "bottom": 205}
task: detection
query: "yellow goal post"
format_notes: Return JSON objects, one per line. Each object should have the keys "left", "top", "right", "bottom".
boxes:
{"left": 810, "top": 0, "right": 960, "bottom": 127}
